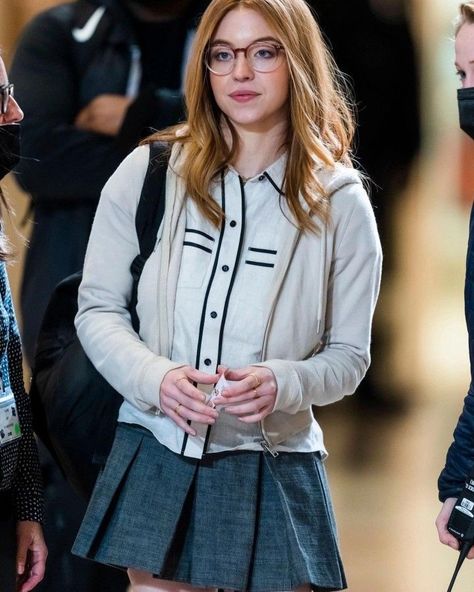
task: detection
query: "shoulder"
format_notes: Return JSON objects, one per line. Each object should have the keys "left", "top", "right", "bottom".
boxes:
{"left": 16, "top": 1, "right": 108, "bottom": 48}
{"left": 101, "top": 145, "right": 151, "bottom": 208}
{"left": 318, "top": 163, "right": 374, "bottom": 223}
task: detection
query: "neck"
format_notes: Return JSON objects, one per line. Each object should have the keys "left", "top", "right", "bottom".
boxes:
{"left": 228, "top": 120, "right": 288, "bottom": 179}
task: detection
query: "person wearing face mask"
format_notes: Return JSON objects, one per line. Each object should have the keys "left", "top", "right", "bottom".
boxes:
{"left": 437, "top": 1, "right": 474, "bottom": 559}
{"left": 0, "top": 58, "right": 47, "bottom": 592}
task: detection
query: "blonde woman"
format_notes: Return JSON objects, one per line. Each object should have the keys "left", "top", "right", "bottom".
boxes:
{"left": 0, "top": 55, "right": 46, "bottom": 591}
{"left": 72, "top": 0, "right": 382, "bottom": 590}
{"left": 437, "top": 1, "right": 474, "bottom": 558}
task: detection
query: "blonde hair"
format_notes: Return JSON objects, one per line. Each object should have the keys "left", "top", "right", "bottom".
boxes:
{"left": 455, "top": 2, "right": 474, "bottom": 35}
{"left": 147, "top": 0, "right": 355, "bottom": 232}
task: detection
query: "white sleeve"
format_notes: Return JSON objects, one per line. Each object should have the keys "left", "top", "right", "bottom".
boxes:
{"left": 75, "top": 145, "right": 182, "bottom": 413}
{"left": 257, "top": 182, "right": 382, "bottom": 413}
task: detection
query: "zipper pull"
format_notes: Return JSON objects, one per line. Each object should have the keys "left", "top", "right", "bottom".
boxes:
{"left": 260, "top": 440, "right": 279, "bottom": 458}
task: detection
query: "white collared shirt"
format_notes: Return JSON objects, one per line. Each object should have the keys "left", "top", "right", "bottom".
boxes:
{"left": 169, "top": 154, "right": 320, "bottom": 457}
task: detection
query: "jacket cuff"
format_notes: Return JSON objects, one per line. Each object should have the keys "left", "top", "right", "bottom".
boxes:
{"left": 253, "top": 360, "right": 302, "bottom": 414}
{"left": 136, "top": 359, "right": 185, "bottom": 413}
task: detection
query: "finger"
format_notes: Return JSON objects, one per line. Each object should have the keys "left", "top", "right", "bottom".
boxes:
{"left": 174, "top": 379, "right": 211, "bottom": 403}
{"left": 214, "top": 387, "right": 264, "bottom": 405}
{"left": 237, "top": 404, "right": 273, "bottom": 423}
{"left": 166, "top": 408, "right": 197, "bottom": 436}
{"left": 224, "top": 396, "right": 271, "bottom": 416}
{"left": 19, "top": 568, "right": 43, "bottom": 592}
{"left": 164, "top": 392, "right": 218, "bottom": 418}
{"left": 16, "top": 537, "right": 29, "bottom": 577}
{"left": 185, "top": 369, "right": 220, "bottom": 384}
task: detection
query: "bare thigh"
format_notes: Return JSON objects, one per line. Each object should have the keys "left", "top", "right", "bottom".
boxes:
{"left": 127, "top": 569, "right": 215, "bottom": 592}
{"left": 127, "top": 571, "right": 311, "bottom": 592}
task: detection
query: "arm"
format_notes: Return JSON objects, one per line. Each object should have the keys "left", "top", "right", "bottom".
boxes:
{"left": 10, "top": 10, "right": 127, "bottom": 203}
{"left": 76, "top": 146, "right": 185, "bottom": 412}
{"left": 438, "top": 207, "right": 474, "bottom": 501}
{"left": 0, "top": 264, "right": 44, "bottom": 523}
{"left": 259, "top": 183, "right": 382, "bottom": 413}
{"left": 213, "top": 183, "right": 382, "bottom": 418}
{"left": 0, "top": 265, "right": 47, "bottom": 588}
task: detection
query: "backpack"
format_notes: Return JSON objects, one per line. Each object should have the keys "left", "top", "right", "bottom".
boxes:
{"left": 30, "top": 143, "right": 169, "bottom": 500}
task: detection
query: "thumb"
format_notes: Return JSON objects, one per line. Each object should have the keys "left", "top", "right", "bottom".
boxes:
{"left": 16, "top": 536, "right": 28, "bottom": 576}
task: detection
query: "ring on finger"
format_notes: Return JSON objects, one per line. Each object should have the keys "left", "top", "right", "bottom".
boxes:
{"left": 175, "top": 376, "right": 188, "bottom": 385}
{"left": 249, "top": 372, "right": 261, "bottom": 388}
{"left": 174, "top": 403, "right": 183, "bottom": 415}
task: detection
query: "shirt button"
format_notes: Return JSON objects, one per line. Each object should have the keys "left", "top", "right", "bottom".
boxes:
{"left": 258, "top": 175, "right": 265, "bottom": 181}
{"left": 210, "top": 311, "right": 218, "bottom": 319}
{"left": 222, "top": 265, "right": 229, "bottom": 272}
{"left": 204, "top": 358, "right": 212, "bottom": 366}
{"left": 230, "top": 220, "right": 237, "bottom": 228}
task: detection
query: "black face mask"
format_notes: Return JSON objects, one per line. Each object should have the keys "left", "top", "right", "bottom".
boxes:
{"left": 0, "top": 124, "right": 20, "bottom": 181}
{"left": 458, "top": 87, "right": 474, "bottom": 140}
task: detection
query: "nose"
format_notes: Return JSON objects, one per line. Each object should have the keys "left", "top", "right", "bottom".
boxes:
{"left": 232, "top": 53, "right": 254, "bottom": 81}
{"left": 0, "top": 97, "right": 23, "bottom": 125}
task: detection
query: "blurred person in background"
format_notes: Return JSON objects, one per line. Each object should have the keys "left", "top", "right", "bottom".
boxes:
{"left": 11, "top": 0, "right": 210, "bottom": 366}
{"left": 309, "top": 0, "right": 420, "bottom": 417}
{"left": 9, "top": 1, "right": 209, "bottom": 590}
{"left": 0, "top": 55, "right": 47, "bottom": 592}
{"left": 71, "top": 0, "right": 381, "bottom": 590}
{"left": 437, "top": 1, "right": 474, "bottom": 558}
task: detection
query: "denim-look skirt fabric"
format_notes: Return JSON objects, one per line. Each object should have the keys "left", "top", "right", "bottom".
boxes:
{"left": 73, "top": 423, "right": 347, "bottom": 592}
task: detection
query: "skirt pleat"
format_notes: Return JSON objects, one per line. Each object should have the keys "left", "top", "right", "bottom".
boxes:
{"left": 73, "top": 423, "right": 346, "bottom": 592}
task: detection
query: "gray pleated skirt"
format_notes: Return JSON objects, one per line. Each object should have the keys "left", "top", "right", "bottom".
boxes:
{"left": 73, "top": 423, "right": 347, "bottom": 592}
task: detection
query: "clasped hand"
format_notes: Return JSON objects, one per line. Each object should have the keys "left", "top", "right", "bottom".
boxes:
{"left": 160, "top": 365, "right": 277, "bottom": 436}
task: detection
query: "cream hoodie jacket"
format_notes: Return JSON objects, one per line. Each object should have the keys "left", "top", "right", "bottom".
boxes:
{"left": 76, "top": 143, "right": 382, "bottom": 455}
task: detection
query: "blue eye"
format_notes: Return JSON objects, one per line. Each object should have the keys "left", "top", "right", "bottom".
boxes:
{"left": 211, "top": 48, "right": 234, "bottom": 62}
{"left": 253, "top": 47, "right": 277, "bottom": 60}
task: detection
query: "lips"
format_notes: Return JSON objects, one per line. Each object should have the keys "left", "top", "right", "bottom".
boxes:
{"left": 229, "top": 91, "right": 260, "bottom": 102}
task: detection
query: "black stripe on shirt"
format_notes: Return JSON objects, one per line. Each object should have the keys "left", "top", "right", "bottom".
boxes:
{"left": 185, "top": 228, "right": 215, "bottom": 242}
{"left": 248, "top": 247, "right": 277, "bottom": 255}
{"left": 181, "top": 172, "right": 227, "bottom": 457}
{"left": 183, "top": 241, "right": 212, "bottom": 254}
{"left": 245, "top": 260, "right": 275, "bottom": 268}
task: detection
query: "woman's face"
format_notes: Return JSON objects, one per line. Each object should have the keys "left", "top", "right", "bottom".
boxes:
{"left": 0, "top": 58, "right": 23, "bottom": 125}
{"left": 208, "top": 7, "right": 289, "bottom": 135}
{"left": 455, "top": 22, "right": 474, "bottom": 88}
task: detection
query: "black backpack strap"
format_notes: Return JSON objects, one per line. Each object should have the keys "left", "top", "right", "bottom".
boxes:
{"left": 129, "top": 142, "right": 170, "bottom": 332}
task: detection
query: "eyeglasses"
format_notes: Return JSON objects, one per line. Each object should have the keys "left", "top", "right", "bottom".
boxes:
{"left": 206, "top": 41, "right": 285, "bottom": 76}
{"left": 0, "top": 84, "right": 14, "bottom": 115}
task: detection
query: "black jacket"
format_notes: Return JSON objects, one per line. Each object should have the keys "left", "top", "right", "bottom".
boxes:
{"left": 438, "top": 207, "right": 474, "bottom": 500}
{"left": 10, "top": 0, "right": 209, "bottom": 362}
{"left": 10, "top": 0, "right": 207, "bottom": 204}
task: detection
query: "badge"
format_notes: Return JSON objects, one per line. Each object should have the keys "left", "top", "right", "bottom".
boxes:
{"left": 0, "top": 388, "right": 21, "bottom": 445}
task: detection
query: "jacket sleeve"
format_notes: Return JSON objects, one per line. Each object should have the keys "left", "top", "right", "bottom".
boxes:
{"left": 257, "top": 183, "right": 382, "bottom": 413}
{"left": 75, "top": 145, "right": 182, "bottom": 413}
{"left": 438, "top": 388, "right": 474, "bottom": 501}
{"left": 438, "top": 206, "right": 474, "bottom": 501}
{"left": 0, "top": 264, "right": 44, "bottom": 522}
{"left": 10, "top": 9, "right": 126, "bottom": 203}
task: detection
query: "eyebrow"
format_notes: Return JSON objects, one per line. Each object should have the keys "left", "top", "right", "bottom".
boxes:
{"left": 210, "top": 36, "right": 281, "bottom": 46}
{"left": 455, "top": 61, "right": 474, "bottom": 67}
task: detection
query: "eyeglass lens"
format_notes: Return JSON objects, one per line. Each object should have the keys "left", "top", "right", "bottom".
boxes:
{"left": 207, "top": 43, "right": 283, "bottom": 75}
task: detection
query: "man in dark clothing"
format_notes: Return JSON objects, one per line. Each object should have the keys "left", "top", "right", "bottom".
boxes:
{"left": 9, "top": 2, "right": 209, "bottom": 590}
{"left": 11, "top": 0, "right": 209, "bottom": 365}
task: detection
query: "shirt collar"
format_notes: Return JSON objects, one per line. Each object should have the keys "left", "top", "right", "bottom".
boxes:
{"left": 226, "top": 151, "right": 287, "bottom": 195}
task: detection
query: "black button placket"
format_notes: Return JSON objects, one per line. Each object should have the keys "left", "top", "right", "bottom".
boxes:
{"left": 181, "top": 171, "right": 245, "bottom": 456}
